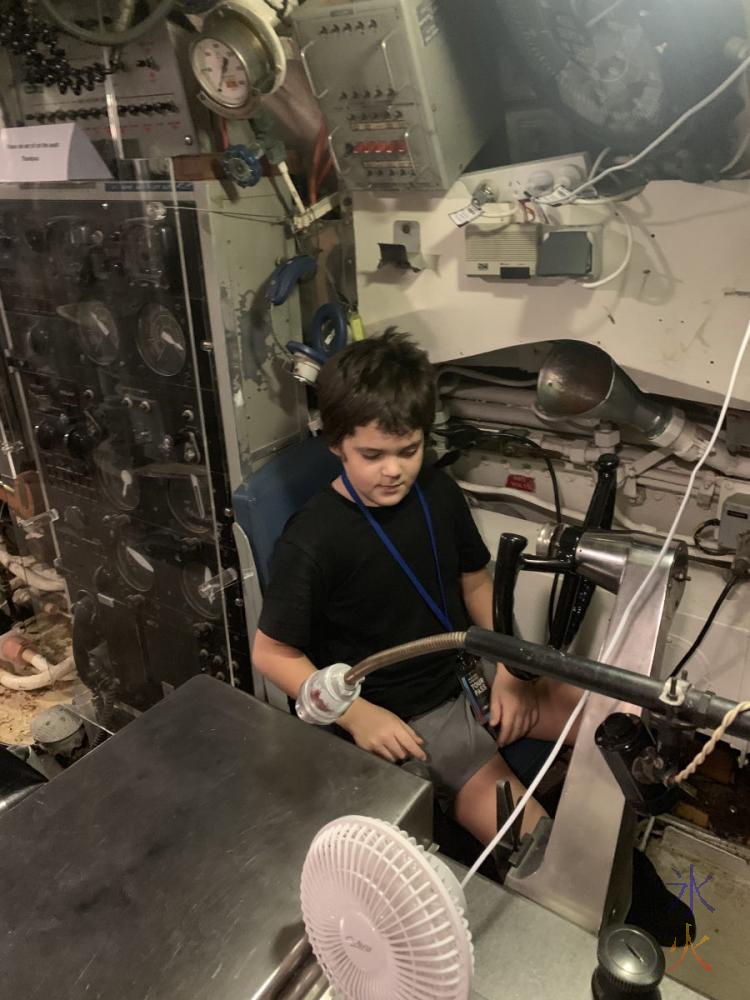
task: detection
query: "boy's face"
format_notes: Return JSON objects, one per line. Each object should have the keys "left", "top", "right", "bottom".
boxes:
{"left": 332, "top": 422, "right": 424, "bottom": 507}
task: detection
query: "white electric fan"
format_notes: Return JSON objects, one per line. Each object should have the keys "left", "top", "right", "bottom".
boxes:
{"left": 300, "top": 815, "right": 474, "bottom": 999}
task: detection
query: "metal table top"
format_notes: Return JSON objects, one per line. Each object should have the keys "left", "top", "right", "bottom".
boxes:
{"left": 0, "top": 676, "right": 432, "bottom": 1000}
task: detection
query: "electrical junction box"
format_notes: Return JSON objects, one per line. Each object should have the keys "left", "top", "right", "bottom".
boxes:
{"left": 292, "top": 0, "right": 496, "bottom": 192}
{"left": 464, "top": 222, "right": 601, "bottom": 280}
{"left": 720, "top": 491, "right": 750, "bottom": 549}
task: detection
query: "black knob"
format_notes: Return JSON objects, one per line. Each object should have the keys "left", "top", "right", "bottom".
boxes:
{"left": 35, "top": 420, "right": 58, "bottom": 449}
{"left": 192, "top": 622, "right": 213, "bottom": 640}
{"left": 64, "top": 425, "right": 98, "bottom": 459}
{"left": 592, "top": 925, "right": 664, "bottom": 999}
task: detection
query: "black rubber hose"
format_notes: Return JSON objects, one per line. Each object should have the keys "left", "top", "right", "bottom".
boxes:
{"left": 668, "top": 575, "right": 741, "bottom": 678}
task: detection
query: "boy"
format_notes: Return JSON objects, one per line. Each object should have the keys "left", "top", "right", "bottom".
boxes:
{"left": 253, "top": 331, "right": 583, "bottom": 844}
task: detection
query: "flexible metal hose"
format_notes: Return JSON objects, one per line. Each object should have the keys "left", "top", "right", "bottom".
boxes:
{"left": 345, "top": 632, "right": 467, "bottom": 686}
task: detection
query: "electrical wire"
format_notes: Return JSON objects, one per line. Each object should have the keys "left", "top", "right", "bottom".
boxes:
{"left": 461, "top": 315, "right": 750, "bottom": 885}
{"left": 461, "top": 688, "right": 589, "bottom": 888}
{"left": 693, "top": 518, "right": 731, "bottom": 556}
{"left": 668, "top": 574, "right": 741, "bottom": 679}
{"left": 582, "top": 208, "right": 634, "bottom": 289}
{"left": 721, "top": 128, "right": 750, "bottom": 173}
{"left": 672, "top": 697, "right": 750, "bottom": 785}
{"left": 587, "top": 146, "right": 612, "bottom": 182}
{"left": 602, "top": 313, "right": 750, "bottom": 667}
{"left": 559, "top": 50, "right": 750, "bottom": 203}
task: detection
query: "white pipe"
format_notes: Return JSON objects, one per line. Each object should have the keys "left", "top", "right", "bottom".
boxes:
{"left": 7, "top": 563, "right": 64, "bottom": 592}
{"left": 0, "top": 654, "right": 75, "bottom": 691}
{"left": 446, "top": 399, "right": 587, "bottom": 434}
{"left": 443, "top": 386, "right": 538, "bottom": 407}
{"left": 278, "top": 161, "right": 306, "bottom": 215}
{"left": 437, "top": 365, "right": 538, "bottom": 389}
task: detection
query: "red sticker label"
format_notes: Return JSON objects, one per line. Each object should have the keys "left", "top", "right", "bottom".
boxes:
{"left": 506, "top": 474, "right": 536, "bottom": 493}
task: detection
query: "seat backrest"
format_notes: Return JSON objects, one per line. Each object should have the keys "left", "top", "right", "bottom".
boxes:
{"left": 232, "top": 436, "right": 341, "bottom": 588}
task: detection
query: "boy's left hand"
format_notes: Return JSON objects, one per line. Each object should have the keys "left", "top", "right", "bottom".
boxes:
{"left": 489, "top": 664, "right": 540, "bottom": 748}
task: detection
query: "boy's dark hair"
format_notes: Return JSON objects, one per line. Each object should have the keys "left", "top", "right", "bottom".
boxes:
{"left": 317, "top": 329, "right": 436, "bottom": 446}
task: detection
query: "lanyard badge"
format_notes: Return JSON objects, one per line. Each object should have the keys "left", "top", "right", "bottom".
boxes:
{"left": 341, "top": 471, "right": 498, "bottom": 737}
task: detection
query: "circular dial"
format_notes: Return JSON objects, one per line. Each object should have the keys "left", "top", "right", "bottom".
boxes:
{"left": 116, "top": 535, "right": 155, "bottom": 593}
{"left": 22, "top": 319, "right": 52, "bottom": 364}
{"left": 75, "top": 301, "right": 120, "bottom": 365}
{"left": 137, "top": 304, "right": 187, "bottom": 376}
{"left": 168, "top": 473, "right": 212, "bottom": 535}
{"left": 120, "top": 222, "right": 169, "bottom": 285}
{"left": 96, "top": 444, "right": 140, "bottom": 512}
{"left": 181, "top": 562, "right": 222, "bottom": 619}
{"left": 191, "top": 38, "right": 251, "bottom": 108}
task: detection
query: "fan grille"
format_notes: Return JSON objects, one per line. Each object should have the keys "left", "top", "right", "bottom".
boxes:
{"left": 301, "top": 816, "right": 473, "bottom": 1000}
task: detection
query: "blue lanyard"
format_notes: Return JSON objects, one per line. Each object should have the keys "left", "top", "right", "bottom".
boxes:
{"left": 341, "top": 470, "right": 453, "bottom": 632}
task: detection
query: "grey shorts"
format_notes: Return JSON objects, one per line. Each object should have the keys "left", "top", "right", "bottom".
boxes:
{"left": 409, "top": 676, "right": 498, "bottom": 811}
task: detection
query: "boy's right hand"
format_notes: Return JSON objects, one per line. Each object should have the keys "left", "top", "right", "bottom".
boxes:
{"left": 338, "top": 699, "right": 428, "bottom": 764}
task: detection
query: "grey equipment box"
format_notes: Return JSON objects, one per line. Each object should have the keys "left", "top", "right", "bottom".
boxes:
{"left": 293, "top": 0, "right": 496, "bottom": 192}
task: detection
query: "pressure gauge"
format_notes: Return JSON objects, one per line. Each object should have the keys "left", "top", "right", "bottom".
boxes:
{"left": 137, "top": 303, "right": 187, "bottom": 376}
{"left": 71, "top": 300, "right": 120, "bottom": 365}
{"left": 189, "top": 2, "right": 287, "bottom": 118}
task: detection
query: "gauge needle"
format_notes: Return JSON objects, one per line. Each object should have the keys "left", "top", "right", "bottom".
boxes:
{"left": 161, "top": 330, "right": 181, "bottom": 350}
{"left": 92, "top": 314, "right": 110, "bottom": 337}
{"left": 218, "top": 55, "right": 229, "bottom": 93}
{"left": 127, "top": 546, "right": 153, "bottom": 573}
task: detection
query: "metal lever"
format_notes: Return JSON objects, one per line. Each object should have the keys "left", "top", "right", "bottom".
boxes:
{"left": 493, "top": 534, "right": 539, "bottom": 681}
{"left": 549, "top": 453, "right": 620, "bottom": 649}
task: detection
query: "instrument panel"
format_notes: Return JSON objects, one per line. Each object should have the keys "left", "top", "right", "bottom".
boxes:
{"left": 0, "top": 190, "right": 249, "bottom": 711}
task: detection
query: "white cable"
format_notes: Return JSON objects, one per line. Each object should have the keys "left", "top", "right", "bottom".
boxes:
{"left": 588, "top": 146, "right": 612, "bottom": 181}
{"left": 586, "top": 0, "right": 627, "bottom": 30}
{"left": 561, "top": 51, "right": 750, "bottom": 203}
{"left": 721, "top": 128, "right": 750, "bottom": 173}
{"left": 601, "top": 315, "right": 750, "bottom": 665}
{"left": 461, "top": 690, "right": 589, "bottom": 888}
{"left": 583, "top": 208, "right": 634, "bottom": 289}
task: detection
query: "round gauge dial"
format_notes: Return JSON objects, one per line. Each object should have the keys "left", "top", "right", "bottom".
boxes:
{"left": 137, "top": 304, "right": 187, "bottom": 376}
{"left": 22, "top": 319, "right": 52, "bottom": 364}
{"left": 95, "top": 445, "right": 140, "bottom": 512}
{"left": 191, "top": 38, "right": 251, "bottom": 108}
{"left": 181, "top": 562, "right": 222, "bottom": 619}
{"left": 75, "top": 301, "right": 120, "bottom": 365}
{"left": 121, "top": 222, "right": 169, "bottom": 285}
{"left": 116, "top": 536, "right": 155, "bottom": 592}
{"left": 168, "top": 473, "right": 212, "bottom": 535}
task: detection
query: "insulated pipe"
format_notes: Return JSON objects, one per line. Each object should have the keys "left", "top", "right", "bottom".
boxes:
{"left": 445, "top": 399, "right": 587, "bottom": 434}
{"left": 0, "top": 654, "right": 75, "bottom": 691}
{"left": 463, "top": 628, "right": 750, "bottom": 741}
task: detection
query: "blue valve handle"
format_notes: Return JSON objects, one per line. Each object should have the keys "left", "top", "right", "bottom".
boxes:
{"left": 309, "top": 302, "right": 349, "bottom": 357}
{"left": 266, "top": 255, "right": 317, "bottom": 306}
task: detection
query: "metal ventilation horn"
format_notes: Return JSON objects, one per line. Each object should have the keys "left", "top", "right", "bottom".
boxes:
{"left": 535, "top": 341, "right": 678, "bottom": 440}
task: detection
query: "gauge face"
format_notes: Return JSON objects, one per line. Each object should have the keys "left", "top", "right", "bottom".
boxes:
{"left": 75, "top": 301, "right": 120, "bottom": 365}
{"left": 191, "top": 37, "right": 250, "bottom": 108}
{"left": 21, "top": 318, "right": 52, "bottom": 365}
{"left": 116, "top": 536, "right": 155, "bottom": 592}
{"left": 181, "top": 562, "right": 221, "bottom": 619}
{"left": 96, "top": 445, "right": 140, "bottom": 512}
{"left": 137, "top": 304, "right": 187, "bottom": 376}
{"left": 168, "top": 473, "right": 212, "bottom": 535}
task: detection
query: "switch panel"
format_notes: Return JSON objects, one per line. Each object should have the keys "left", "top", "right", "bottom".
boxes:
{"left": 292, "top": 0, "right": 496, "bottom": 192}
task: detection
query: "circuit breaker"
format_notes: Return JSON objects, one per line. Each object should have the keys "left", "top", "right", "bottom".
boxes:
{"left": 292, "top": 0, "right": 495, "bottom": 192}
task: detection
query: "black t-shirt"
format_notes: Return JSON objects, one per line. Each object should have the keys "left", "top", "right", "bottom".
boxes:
{"left": 258, "top": 467, "right": 491, "bottom": 719}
